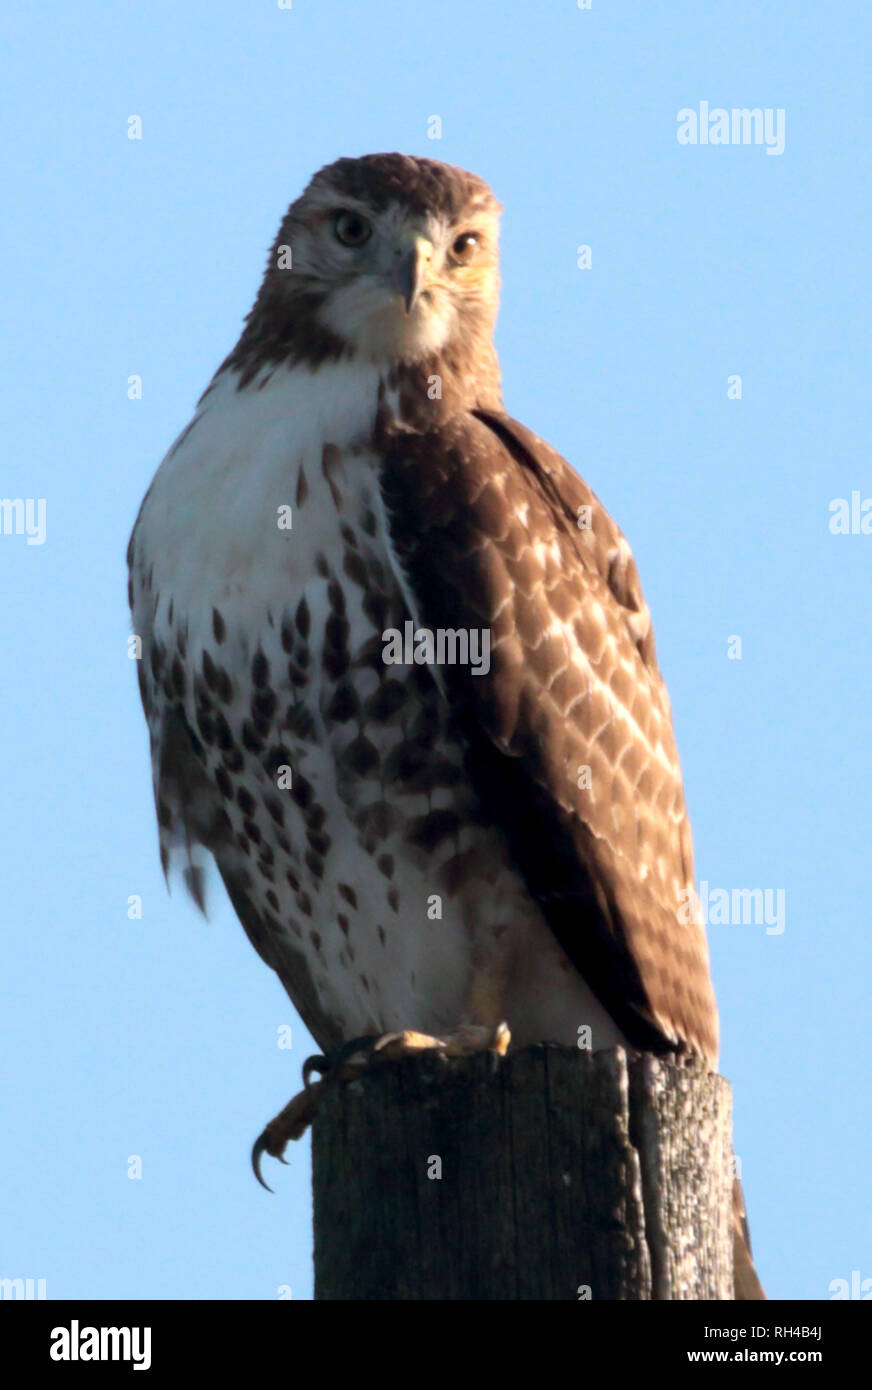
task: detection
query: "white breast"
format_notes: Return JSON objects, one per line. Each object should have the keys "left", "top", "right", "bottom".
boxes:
{"left": 134, "top": 358, "right": 383, "bottom": 633}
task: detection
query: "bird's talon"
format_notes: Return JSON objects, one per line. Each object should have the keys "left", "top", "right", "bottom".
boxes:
{"left": 251, "top": 1022, "right": 511, "bottom": 1190}
{"left": 302, "top": 1053, "right": 329, "bottom": 1088}
{"left": 251, "top": 1133, "right": 275, "bottom": 1193}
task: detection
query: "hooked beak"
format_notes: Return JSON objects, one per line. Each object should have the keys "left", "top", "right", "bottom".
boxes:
{"left": 389, "top": 232, "right": 434, "bottom": 314}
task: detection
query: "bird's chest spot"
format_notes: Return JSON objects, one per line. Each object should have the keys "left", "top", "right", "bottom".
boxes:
{"left": 192, "top": 439, "right": 449, "bottom": 831}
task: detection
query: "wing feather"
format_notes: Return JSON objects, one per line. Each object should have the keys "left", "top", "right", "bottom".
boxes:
{"left": 379, "top": 409, "right": 718, "bottom": 1063}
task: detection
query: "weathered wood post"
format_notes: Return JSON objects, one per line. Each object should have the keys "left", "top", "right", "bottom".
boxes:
{"left": 311, "top": 1044, "right": 735, "bottom": 1299}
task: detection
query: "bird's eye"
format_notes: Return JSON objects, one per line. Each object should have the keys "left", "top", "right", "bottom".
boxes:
{"left": 333, "top": 210, "right": 372, "bottom": 247}
{"left": 451, "top": 232, "right": 479, "bottom": 263}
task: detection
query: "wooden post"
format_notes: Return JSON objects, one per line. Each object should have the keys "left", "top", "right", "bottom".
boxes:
{"left": 311, "top": 1044, "right": 734, "bottom": 1300}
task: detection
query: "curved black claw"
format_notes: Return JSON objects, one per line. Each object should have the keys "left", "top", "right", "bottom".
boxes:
{"left": 251, "top": 1131, "right": 275, "bottom": 1193}
{"left": 302, "top": 1052, "right": 330, "bottom": 1089}
{"left": 300, "top": 1035, "right": 392, "bottom": 1094}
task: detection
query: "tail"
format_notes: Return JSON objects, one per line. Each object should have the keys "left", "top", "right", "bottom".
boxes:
{"left": 732, "top": 1179, "right": 766, "bottom": 1300}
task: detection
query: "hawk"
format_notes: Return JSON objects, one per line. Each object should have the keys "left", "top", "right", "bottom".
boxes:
{"left": 128, "top": 153, "right": 762, "bottom": 1298}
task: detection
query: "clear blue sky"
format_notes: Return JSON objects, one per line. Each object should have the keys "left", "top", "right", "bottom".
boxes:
{"left": 2, "top": 1, "right": 869, "bottom": 1302}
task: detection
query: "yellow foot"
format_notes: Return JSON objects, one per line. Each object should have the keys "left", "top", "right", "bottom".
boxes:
{"left": 369, "top": 1020, "right": 511, "bottom": 1061}
{"left": 251, "top": 1021, "right": 511, "bottom": 1189}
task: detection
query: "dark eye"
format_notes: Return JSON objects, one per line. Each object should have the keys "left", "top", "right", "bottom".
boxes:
{"left": 334, "top": 210, "right": 372, "bottom": 247}
{"left": 451, "top": 232, "right": 479, "bottom": 262}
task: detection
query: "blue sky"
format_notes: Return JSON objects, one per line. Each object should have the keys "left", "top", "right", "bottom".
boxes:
{"left": 2, "top": 1, "right": 869, "bottom": 1301}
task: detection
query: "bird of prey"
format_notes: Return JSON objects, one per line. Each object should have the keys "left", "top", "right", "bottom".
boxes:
{"left": 128, "top": 153, "right": 762, "bottom": 1298}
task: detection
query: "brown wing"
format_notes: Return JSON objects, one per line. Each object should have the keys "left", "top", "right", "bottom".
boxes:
{"left": 379, "top": 409, "right": 718, "bottom": 1064}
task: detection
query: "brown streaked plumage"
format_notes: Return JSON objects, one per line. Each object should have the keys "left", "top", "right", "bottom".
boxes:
{"left": 378, "top": 406, "right": 718, "bottom": 1063}
{"left": 128, "top": 153, "right": 762, "bottom": 1297}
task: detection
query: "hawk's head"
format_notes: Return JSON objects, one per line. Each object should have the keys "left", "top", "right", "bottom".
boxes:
{"left": 243, "top": 154, "right": 503, "bottom": 369}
